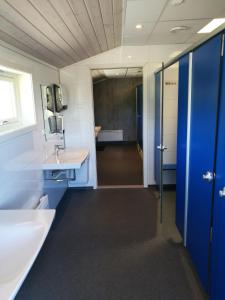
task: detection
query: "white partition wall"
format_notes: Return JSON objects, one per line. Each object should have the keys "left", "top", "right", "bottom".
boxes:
{"left": 163, "top": 64, "right": 179, "bottom": 168}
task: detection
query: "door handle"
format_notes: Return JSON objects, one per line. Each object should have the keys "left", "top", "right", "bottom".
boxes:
{"left": 202, "top": 171, "right": 214, "bottom": 182}
{"left": 219, "top": 187, "right": 225, "bottom": 198}
{"left": 157, "top": 145, "right": 167, "bottom": 151}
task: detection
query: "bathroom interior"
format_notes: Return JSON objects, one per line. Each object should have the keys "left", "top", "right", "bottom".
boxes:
{"left": 1, "top": 1, "right": 225, "bottom": 300}
{"left": 92, "top": 67, "right": 143, "bottom": 186}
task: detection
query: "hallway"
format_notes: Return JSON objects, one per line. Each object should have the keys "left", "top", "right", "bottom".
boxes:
{"left": 97, "top": 144, "right": 143, "bottom": 186}
{"left": 16, "top": 188, "right": 205, "bottom": 300}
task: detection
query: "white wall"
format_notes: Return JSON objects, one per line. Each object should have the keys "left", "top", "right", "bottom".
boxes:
{"left": 163, "top": 64, "right": 179, "bottom": 165}
{"left": 0, "top": 41, "right": 66, "bottom": 209}
{"left": 162, "top": 64, "right": 179, "bottom": 185}
{"left": 60, "top": 44, "right": 189, "bottom": 187}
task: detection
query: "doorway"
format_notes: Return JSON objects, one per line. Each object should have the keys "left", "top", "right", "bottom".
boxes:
{"left": 155, "top": 62, "right": 180, "bottom": 238}
{"left": 92, "top": 68, "right": 143, "bottom": 187}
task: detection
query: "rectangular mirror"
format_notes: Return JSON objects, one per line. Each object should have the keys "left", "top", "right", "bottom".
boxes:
{"left": 41, "top": 85, "right": 65, "bottom": 141}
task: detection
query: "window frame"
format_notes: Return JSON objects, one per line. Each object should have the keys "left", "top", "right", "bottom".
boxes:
{"left": 0, "top": 74, "right": 21, "bottom": 127}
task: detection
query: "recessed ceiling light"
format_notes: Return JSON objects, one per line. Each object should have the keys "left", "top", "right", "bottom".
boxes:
{"left": 171, "top": 0, "right": 185, "bottom": 6}
{"left": 170, "top": 26, "right": 189, "bottom": 33}
{"left": 136, "top": 24, "right": 142, "bottom": 29}
{"left": 198, "top": 18, "right": 225, "bottom": 33}
{"left": 128, "top": 55, "right": 132, "bottom": 59}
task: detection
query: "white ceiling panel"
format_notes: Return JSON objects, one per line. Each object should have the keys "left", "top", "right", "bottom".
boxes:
{"left": 148, "top": 19, "right": 211, "bottom": 44}
{"left": 161, "top": 0, "right": 225, "bottom": 21}
{"left": 125, "top": 0, "right": 168, "bottom": 23}
{"left": 123, "top": 0, "right": 225, "bottom": 48}
{"left": 124, "top": 21, "right": 155, "bottom": 36}
{"left": 123, "top": 34, "right": 150, "bottom": 45}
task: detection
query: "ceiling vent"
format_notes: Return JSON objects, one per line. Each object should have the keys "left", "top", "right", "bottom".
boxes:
{"left": 170, "top": 26, "right": 190, "bottom": 33}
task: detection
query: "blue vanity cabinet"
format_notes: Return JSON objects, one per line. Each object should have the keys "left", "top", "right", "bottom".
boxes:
{"left": 176, "top": 54, "right": 189, "bottom": 238}
{"left": 186, "top": 34, "right": 222, "bottom": 292}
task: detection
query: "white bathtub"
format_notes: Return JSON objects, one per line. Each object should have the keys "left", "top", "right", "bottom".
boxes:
{"left": 0, "top": 209, "right": 55, "bottom": 300}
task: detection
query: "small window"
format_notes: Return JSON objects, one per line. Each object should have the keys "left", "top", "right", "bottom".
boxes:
{"left": 0, "top": 65, "right": 36, "bottom": 141}
{"left": 0, "top": 77, "right": 18, "bottom": 126}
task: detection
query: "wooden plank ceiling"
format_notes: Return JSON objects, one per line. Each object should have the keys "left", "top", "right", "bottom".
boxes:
{"left": 0, "top": 0, "right": 123, "bottom": 67}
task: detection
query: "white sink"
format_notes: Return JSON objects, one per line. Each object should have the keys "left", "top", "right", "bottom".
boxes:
{"left": 43, "top": 148, "right": 89, "bottom": 170}
{"left": 0, "top": 209, "right": 55, "bottom": 300}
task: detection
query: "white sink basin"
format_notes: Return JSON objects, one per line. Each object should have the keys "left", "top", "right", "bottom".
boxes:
{"left": 43, "top": 148, "right": 89, "bottom": 170}
{"left": 0, "top": 209, "right": 55, "bottom": 300}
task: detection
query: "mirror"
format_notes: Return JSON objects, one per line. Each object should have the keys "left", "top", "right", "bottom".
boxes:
{"left": 46, "top": 86, "right": 55, "bottom": 112}
{"left": 54, "top": 84, "right": 64, "bottom": 113}
{"left": 41, "top": 84, "right": 66, "bottom": 141}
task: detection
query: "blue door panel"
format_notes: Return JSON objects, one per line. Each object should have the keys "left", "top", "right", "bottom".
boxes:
{"left": 176, "top": 55, "right": 189, "bottom": 238}
{"left": 187, "top": 35, "right": 222, "bottom": 291}
{"left": 155, "top": 72, "right": 161, "bottom": 185}
{"left": 211, "top": 35, "right": 225, "bottom": 300}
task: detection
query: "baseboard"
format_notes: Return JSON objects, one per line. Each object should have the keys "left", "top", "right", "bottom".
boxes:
{"left": 98, "top": 185, "right": 144, "bottom": 189}
{"left": 67, "top": 186, "right": 94, "bottom": 190}
{"left": 149, "top": 184, "right": 176, "bottom": 191}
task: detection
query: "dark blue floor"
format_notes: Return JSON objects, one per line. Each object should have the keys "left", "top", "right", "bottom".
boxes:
{"left": 16, "top": 188, "right": 206, "bottom": 300}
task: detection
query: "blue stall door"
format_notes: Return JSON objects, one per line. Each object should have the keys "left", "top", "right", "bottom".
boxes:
{"left": 211, "top": 34, "right": 225, "bottom": 300}
{"left": 176, "top": 55, "right": 189, "bottom": 238}
{"left": 187, "top": 35, "right": 222, "bottom": 292}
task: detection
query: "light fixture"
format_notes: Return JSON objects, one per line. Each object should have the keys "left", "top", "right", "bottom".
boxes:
{"left": 198, "top": 18, "right": 225, "bottom": 34}
{"left": 170, "top": 26, "right": 189, "bottom": 33}
{"left": 128, "top": 55, "right": 132, "bottom": 59}
{"left": 171, "top": 0, "right": 185, "bottom": 6}
{"left": 136, "top": 24, "right": 142, "bottom": 29}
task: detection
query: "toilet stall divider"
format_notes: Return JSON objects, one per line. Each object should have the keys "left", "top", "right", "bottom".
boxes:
{"left": 155, "top": 30, "right": 225, "bottom": 300}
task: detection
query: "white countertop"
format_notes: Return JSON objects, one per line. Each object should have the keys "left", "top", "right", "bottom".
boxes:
{"left": 42, "top": 148, "right": 89, "bottom": 170}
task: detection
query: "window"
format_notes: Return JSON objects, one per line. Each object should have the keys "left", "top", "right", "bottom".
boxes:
{"left": 0, "top": 65, "right": 36, "bottom": 141}
{"left": 0, "top": 77, "right": 18, "bottom": 126}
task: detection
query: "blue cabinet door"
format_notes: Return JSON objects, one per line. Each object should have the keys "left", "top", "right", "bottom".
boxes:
{"left": 176, "top": 55, "right": 189, "bottom": 238}
{"left": 187, "top": 35, "right": 222, "bottom": 291}
{"left": 155, "top": 72, "right": 161, "bottom": 185}
{"left": 211, "top": 35, "right": 225, "bottom": 300}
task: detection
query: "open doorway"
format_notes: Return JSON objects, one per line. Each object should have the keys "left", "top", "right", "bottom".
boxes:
{"left": 92, "top": 68, "right": 143, "bottom": 187}
{"left": 155, "top": 62, "right": 180, "bottom": 240}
